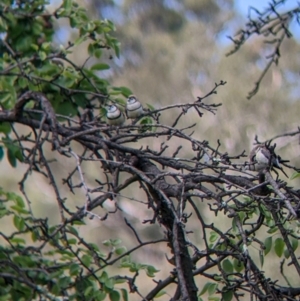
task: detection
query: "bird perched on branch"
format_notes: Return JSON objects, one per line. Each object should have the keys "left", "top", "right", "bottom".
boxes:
{"left": 244, "top": 144, "right": 287, "bottom": 177}
{"left": 106, "top": 105, "right": 125, "bottom": 126}
{"left": 126, "top": 95, "right": 144, "bottom": 119}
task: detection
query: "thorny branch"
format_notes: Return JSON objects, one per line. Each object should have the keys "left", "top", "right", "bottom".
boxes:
{"left": 227, "top": 1, "right": 300, "bottom": 99}
{"left": 1, "top": 85, "right": 300, "bottom": 301}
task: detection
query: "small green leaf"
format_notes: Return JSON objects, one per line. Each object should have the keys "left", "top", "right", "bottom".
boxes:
{"left": 264, "top": 237, "right": 272, "bottom": 255}
{"left": 291, "top": 238, "right": 298, "bottom": 251}
{"left": 105, "top": 278, "right": 115, "bottom": 290}
{"left": 7, "top": 148, "right": 17, "bottom": 167}
{"left": 67, "top": 226, "right": 78, "bottom": 236}
{"left": 10, "top": 237, "right": 26, "bottom": 244}
{"left": 84, "top": 286, "right": 93, "bottom": 297}
{"left": 13, "top": 215, "right": 25, "bottom": 231}
{"left": 38, "top": 51, "right": 47, "bottom": 61}
{"left": 233, "top": 258, "right": 244, "bottom": 272}
{"left": 208, "top": 283, "right": 218, "bottom": 296}
{"left": 267, "top": 226, "right": 278, "bottom": 234}
{"left": 274, "top": 237, "right": 284, "bottom": 257}
{"left": 67, "top": 238, "right": 77, "bottom": 245}
{"left": 99, "top": 271, "right": 109, "bottom": 283}
{"left": 103, "top": 240, "right": 111, "bottom": 246}
{"left": 109, "top": 290, "right": 120, "bottom": 301}
{"left": 146, "top": 265, "right": 159, "bottom": 277}
{"left": 115, "top": 246, "right": 127, "bottom": 255}
{"left": 154, "top": 290, "right": 166, "bottom": 298}
{"left": 259, "top": 250, "right": 264, "bottom": 267}
{"left": 91, "top": 63, "right": 110, "bottom": 71}
{"left": 111, "top": 238, "right": 122, "bottom": 246}
{"left": 290, "top": 172, "right": 300, "bottom": 180}
{"left": 0, "top": 122, "right": 11, "bottom": 134}
{"left": 209, "top": 231, "right": 218, "bottom": 243}
{"left": 120, "top": 288, "right": 129, "bottom": 301}
{"left": 111, "top": 86, "right": 133, "bottom": 97}
{"left": 222, "top": 290, "right": 233, "bottom": 301}
{"left": 284, "top": 248, "right": 290, "bottom": 259}
{"left": 81, "top": 254, "right": 91, "bottom": 266}
{"left": 69, "top": 263, "right": 80, "bottom": 276}
{"left": 222, "top": 259, "right": 233, "bottom": 274}
{"left": 146, "top": 103, "right": 155, "bottom": 111}
{"left": 199, "top": 282, "right": 213, "bottom": 296}
{"left": 74, "top": 35, "right": 87, "bottom": 46}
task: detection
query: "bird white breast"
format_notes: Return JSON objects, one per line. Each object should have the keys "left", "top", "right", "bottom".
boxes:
{"left": 255, "top": 150, "right": 269, "bottom": 165}
{"left": 107, "top": 107, "right": 125, "bottom": 125}
{"left": 126, "top": 101, "right": 143, "bottom": 118}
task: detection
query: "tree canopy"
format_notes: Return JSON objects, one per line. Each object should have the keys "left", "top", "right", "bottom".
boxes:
{"left": 1, "top": 0, "right": 300, "bottom": 301}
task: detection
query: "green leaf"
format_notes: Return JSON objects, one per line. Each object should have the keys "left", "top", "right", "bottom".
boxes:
{"left": 209, "top": 231, "right": 218, "bottom": 243}
{"left": 105, "top": 278, "right": 115, "bottom": 290}
{"left": 74, "top": 35, "right": 87, "bottom": 46}
{"left": 58, "top": 276, "right": 71, "bottom": 288}
{"left": 109, "top": 290, "right": 120, "bottom": 301}
{"left": 81, "top": 254, "right": 91, "bottom": 266}
{"left": 290, "top": 172, "right": 300, "bottom": 180}
{"left": 91, "top": 63, "right": 110, "bottom": 71}
{"left": 111, "top": 86, "right": 133, "bottom": 97}
{"left": 72, "top": 220, "right": 86, "bottom": 225}
{"left": 13, "top": 215, "right": 25, "bottom": 231}
{"left": 67, "top": 238, "right": 77, "bottom": 245}
{"left": 38, "top": 51, "right": 47, "bottom": 61}
{"left": 199, "top": 283, "right": 212, "bottom": 296}
{"left": 69, "top": 263, "right": 80, "bottom": 276}
{"left": 103, "top": 240, "right": 111, "bottom": 247}
{"left": 7, "top": 148, "right": 17, "bottom": 167}
{"left": 10, "top": 237, "right": 26, "bottom": 245}
{"left": 146, "top": 103, "right": 155, "bottom": 111}
{"left": 67, "top": 225, "right": 78, "bottom": 236}
{"left": 267, "top": 226, "right": 278, "bottom": 234}
{"left": 120, "top": 288, "right": 128, "bottom": 301}
{"left": 146, "top": 265, "right": 159, "bottom": 277}
{"left": 99, "top": 271, "right": 109, "bottom": 283}
{"left": 274, "top": 237, "right": 284, "bottom": 257}
{"left": 222, "top": 259, "right": 233, "bottom": 274}
{"left": 259, "top": 250, "right": 264, "bottom": 267}
{"left": 115, "top": 246, "right": 127, "bottom": 255}
{"left": 84, "top": 286, "right": 94, "bottom": 297}
{"left": 154, "top": 290, "right": 166, "bottom": 298}
{"left": 0, "top": 122, "right": 11, "bottom": 134}
{"left": 233, "top": 258, "right": 244, "bottom": 272}
{"left": 92, "top": 290, "right": 106, "bottom": 301}
{"left": 264, "top": 237, "right": 272, "bottom": 255}
{"left": 3, "top": 138, "right": 24, "bottom": 166}
{"left": 284, "top": 248, "right": 290, "bottom": 259}
{"left": 222, "top": 290, "right": 233, "bottom": 301}
{"left": 55, "top": 101, "right": 78, "bottom": 117}
{"left": 208, "top": 283, "right": 218, "bottom": 296}
{"left": 111, "top": 238, "right": 122, "bottom": 246}
{"left": 291, "top": 237, "right": 298, "bottom": 251}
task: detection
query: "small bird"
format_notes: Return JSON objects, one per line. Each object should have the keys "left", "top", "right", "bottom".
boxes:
{"left": 126, "top": 95, "right": 144, "bottom": 119}
{"left": 245, "top": 144, "right": 280, "bottom": 172}
{"left": 106, "top": 105, "right": 125, "bottom": 126}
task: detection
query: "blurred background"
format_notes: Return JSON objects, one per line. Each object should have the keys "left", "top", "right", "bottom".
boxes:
{"left": 3, "top": 0, "right": 300, "bottom": 299}
{"left": 51, "top": 0, "right": 300, "bottom": 154}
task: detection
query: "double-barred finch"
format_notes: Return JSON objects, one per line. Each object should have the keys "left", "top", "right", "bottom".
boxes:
{"left": 245, "top": 144, "right": 280, "bottom": 172}
{"left": 126, "top": 95, "right": 143, "bottom": 118}
{"left": 106, "top": 105, "right": 125, "bottom": 126}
